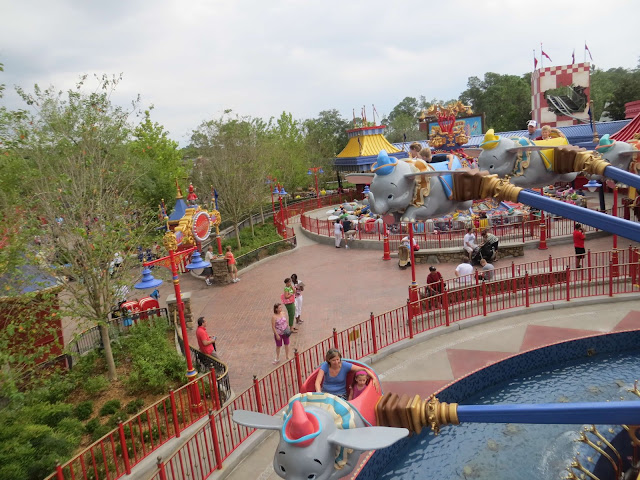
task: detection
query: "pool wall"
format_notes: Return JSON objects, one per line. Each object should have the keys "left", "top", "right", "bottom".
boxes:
{"left": 354, "top": 329, "right": 640, "bottom": 480}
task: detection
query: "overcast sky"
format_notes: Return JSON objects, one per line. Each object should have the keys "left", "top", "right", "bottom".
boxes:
{"left": 1, "top": 0, "right": 638, "bottom": 146}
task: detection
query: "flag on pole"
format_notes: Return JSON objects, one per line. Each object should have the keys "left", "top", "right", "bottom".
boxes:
{"left": 372, "top": 104, "right": 378, "bottom": 125}
{"left": 541, "top": 49, "right": 552, "bottom": 62}
{"left": 585, "top": 43, "right": 593, "bottom": 61}
{"left": 533, "top": 49, "right": 538, "bottom": 70}
{"left": 571, "top": 49, "right": 575, "bottom": 64}
{"left": 353, "top": 109, "right": 356, "bottom": 128}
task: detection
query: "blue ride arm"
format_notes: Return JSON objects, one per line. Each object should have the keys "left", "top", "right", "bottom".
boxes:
{"left": 457, "top": 401, "right": 640, "bottom": 425}
{"left": 518, "top": 189, "right": 640, "bottom": 243}
{"left": 603, "top": 165, "right": 640, "bottom": 191}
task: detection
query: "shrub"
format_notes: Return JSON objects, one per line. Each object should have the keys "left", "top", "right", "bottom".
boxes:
{"left": 90, "top": 423, "right": 112, "bottom": 442}
{"left": 99, "top": 399, "right": 121, "bottom": 416}
{"left": 118, "top": 323, "right": 186, "bottom": 395}
{"left": 125, "top": 398, "right": 144, "bottom": 414}
{"left": 57, "top": 417, "right": 85, "bottom": 442}
{"left": 85, "top": 418, "right": 100, "bottom": 434}
{"left": 74, "top": 400, "right": 94, "bottom": 420}
{"left": 24, "top": 402, "right": 73, "bottom": 428}
{"left": 83, "top": 375, "right": 109, "bottom": 397}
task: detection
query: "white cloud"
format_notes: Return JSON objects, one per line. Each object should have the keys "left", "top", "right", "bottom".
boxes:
{"left": 1, "top": 0, "right": 638, "bottom": 145}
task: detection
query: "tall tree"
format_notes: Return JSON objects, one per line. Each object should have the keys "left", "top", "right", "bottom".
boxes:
{"left": 303, "top": 109, "right": 349, "bottom": 187}
{"left": 7, "top": 74, "right": 157, "bottom": 381}
{"left": 459, "top": 72, "right": 531, "bottom": 132}
{"left": 190, "top": 112, "right": 267, "bottom": 248}
{"left": 382, "top": 97, "right": 423, "bottom": 143}
{"left": 129, "top": 108, "right": 187, "bottom": 209}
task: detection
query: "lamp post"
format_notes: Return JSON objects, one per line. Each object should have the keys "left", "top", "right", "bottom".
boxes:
{"left": 134, "top": 231, "right": 205, "bottom": 410}
{"left": 267, "top": 177, "right": 277, "bottom": 225}
{"left": 585, "top": 179, "right": 605, "bottom": 212}
{"left": 277, "top": 185, "right": 288, "bottom": 239}
{"left": 307, "top": 167, "right": 324, "bottom": 208}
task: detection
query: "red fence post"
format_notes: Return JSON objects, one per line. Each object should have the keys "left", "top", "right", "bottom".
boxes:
{"left": 253, "top": 376, "right": 263, "bottom": 413}
{"left": 548, "top": 255, "right": 553, "bottom": 273}
{"left": 525, "top": 272, "right": 530, "bottom": 307}
{"left": 294, "top": 349, "right": 303, "bottom": 391}
{"left": 565, "top": 266, "right": 571, "bottom": 301}
{"left": 482, "top": 281, "right": 487, "bottom": 316}
{"left": 118, "top": 421, "right": 132, "bottom": 475}
{"left": 208, "top": 411, "right": 223, "bottom": 470}
{"left": 382, "top": 230, "right": 391, "bottom": 261}
{"left": 332, "top": 328, "right": 339, "bottom": 349}
{"left": 443, "top": 287, "right": 450, "bottom": 327}
{"left": 538, "top": 211, "right": 548, "bottom": 250}
{"left": 407, "top": 298, "right": 414, "bottom": 339}
{"left": 210, "top": 368, "right": 221, "bottom": 411}
{"left": 609, "top": 262, "right": 614, "bottom": 297}
{"left": 156, "top": 457, "right": 168, "bottom": 480}
{"left": 587, "top": 249, "right": 592, "bottom": 283}
{"left": 56, "top": 463, "right": 64, "bottom": 480}
{"left": 370, "top": 312, "right": 378, "bottom": 354}
{"left": 170, "top": 389, "right": 181, "bottom": 438}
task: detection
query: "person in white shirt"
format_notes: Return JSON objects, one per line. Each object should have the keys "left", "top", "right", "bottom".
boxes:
{"left": 334, "top": 219, "right": 343, "bottom": 248}
{"left": 455, "top": 258, "right": 474, "bottom": 285}
{"left": 463, "top": 228, "right": 477, "bottom": 261}
{"left": 204, "top": 246, "right": 215, "bottom": 285}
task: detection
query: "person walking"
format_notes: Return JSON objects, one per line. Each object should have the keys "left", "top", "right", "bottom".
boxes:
{"left": 291, "top": 273, "right": 304, "bottom": 324}
{"left": 573, "top": 223, "right": 586, "bottom": 268}
{"left": 334, "top": 219, "right": 343, "bottom": 248}
{"left": 282, "top": 277, "right": 297, "bottom": 332}
{"left": 271, "top": 303, "right": 291, "bottom": 364}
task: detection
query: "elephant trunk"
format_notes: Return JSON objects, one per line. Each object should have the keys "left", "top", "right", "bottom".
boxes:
{"left": 367, "top": 191, "right": 388, "bottom": 215}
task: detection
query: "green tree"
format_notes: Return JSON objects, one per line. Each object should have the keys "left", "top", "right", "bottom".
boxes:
{"left": 303, "top": 109, "right": 349, "bottom": 187}
{"left": 459, "top": 72, "right": 531, "bottom": 132}
{"left": 7, "top": 74, "right": 157, "bottom": 381}
{"left": 190, "top": 112, "right": 267, "bottom": 248}
{"left": 129, "top": 109, "right": 186, "bottom": 209}
{"left": 382, "top": 97, "right": 423, "bottom": 143}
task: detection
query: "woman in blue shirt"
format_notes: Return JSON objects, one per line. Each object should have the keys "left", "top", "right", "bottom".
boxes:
{"left": 315, "top": 349, "right": 379, "bottom": 400}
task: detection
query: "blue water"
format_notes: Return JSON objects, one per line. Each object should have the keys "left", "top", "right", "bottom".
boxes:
{"left": 376, "top": 351, "right": 640, "bottom": 480}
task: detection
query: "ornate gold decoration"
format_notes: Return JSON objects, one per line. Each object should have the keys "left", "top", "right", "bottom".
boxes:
{"left": 375, "top": 393, "right": 458, "bottom": 436}
{"left": 163, "top": 231, "right": 178, "bottom": 251}
{"left": 210, "top": 209, "right": 222, "bottom": 227}
{"left": 578, "top": 427, "right": 620, "bottom": 477}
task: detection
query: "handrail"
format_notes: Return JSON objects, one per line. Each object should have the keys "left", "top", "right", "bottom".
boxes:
{"left": 50, "top": 247, "right": 640, "bottom": 480}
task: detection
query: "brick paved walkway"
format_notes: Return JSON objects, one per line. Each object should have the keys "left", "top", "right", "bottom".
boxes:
{"left": 149, "top": 210, "right": 639, "bottom": 394}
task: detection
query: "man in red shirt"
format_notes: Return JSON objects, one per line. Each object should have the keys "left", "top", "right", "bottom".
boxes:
{"left": 573, "top": 223, "right": 586, "bottom": 268}
{"left": 196, "top": 317, "right": 216, "bottom": 356}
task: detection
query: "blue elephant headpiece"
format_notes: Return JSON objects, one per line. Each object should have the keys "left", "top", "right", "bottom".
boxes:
{"left": 371, "top": 150, "right": 398, "bottom": 176}
{"left": 595, "top": 134, "right": 616, "bottom": 154}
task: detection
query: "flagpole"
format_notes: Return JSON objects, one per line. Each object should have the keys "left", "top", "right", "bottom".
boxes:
{"left": 540, "top": 43, "right": 543, "bottom": 69}
{"left": 584, "top": 41, "right": 586, "bottom": 63}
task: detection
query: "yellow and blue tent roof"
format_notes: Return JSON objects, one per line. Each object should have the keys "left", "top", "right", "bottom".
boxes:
{"left": 336, "top": 126, "right": 401, "bottom": 158}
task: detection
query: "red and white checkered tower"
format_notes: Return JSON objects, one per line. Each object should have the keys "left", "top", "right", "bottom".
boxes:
{"left": 531, "top": 62, "right": 591, "bottom": 127}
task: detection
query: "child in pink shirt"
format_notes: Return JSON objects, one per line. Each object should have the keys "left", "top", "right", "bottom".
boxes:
{"left": 348, "top": 371, "right": 369, "bottom": 401}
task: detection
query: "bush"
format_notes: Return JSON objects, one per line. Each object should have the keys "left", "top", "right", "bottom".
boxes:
{"left": 116, "top": 322, "right": 186, "bottom": 395}
{"left": 125, "top": 398, "right": 144, "bottom": 414}
{"left": 24, "top": 402, "right": 73, "bottom": 428}
{"left": 99, "top": 399, "right": 121, "bottom": 416}
{"left": 83, "top": 375, "right": 109, "bottom": 397}
{"left": 74, "top": 400, "right": 94, "bottom": 420}
{"left": 90, "top": 423, "right": 112, "bottom": 442}
{"left": 85, "top": 418, "right": 100, "bottom": 434}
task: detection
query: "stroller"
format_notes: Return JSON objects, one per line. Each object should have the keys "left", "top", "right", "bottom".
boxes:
{"left": 471, "top": 240, "right": 499, "bottom": 266}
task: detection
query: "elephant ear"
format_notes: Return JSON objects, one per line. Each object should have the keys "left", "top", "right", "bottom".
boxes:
{"left": 233, "top": 410, "right": 283, "bottom": 430}
{"left": 463, "top": 148, "right": 482, "bottom": 158}
{"left": 617, "top": 151, "right": 640, "bottom": 158}
{"left": 505, "top": 145, "right": 554, "bottom": 154}
{"left": 327, "top": 427, "right": 409, "bottom": 450}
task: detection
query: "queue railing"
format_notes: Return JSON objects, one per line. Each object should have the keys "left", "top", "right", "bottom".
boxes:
{"left": 144, "top": 248, "right": 640, "bottom": 480}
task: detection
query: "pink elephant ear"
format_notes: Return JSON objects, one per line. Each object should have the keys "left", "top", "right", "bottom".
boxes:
{"left": 284, "top": 401, "right": 320, "bottom": 448}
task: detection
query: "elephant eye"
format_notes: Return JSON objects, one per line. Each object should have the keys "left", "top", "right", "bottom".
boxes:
{"left": 279, "top": 465, "right": 286, "bottom": 473}
{"left": 388, "top": 194, "right": 393, "bottom": 199}
{"left": 308, "top": 475, "right": 316, "bottom": 479}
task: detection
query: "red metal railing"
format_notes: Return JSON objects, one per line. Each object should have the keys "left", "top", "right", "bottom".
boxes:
{"left": 51, "top": 247, "right": 640, "bottom": 480}
{"left": 300, "top": 206, "right": 616, "bottom": 251}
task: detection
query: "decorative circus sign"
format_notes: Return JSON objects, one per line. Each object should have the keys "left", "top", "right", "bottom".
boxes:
{"left": 192, "top": 211, "right": 211, "bottom": 242}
